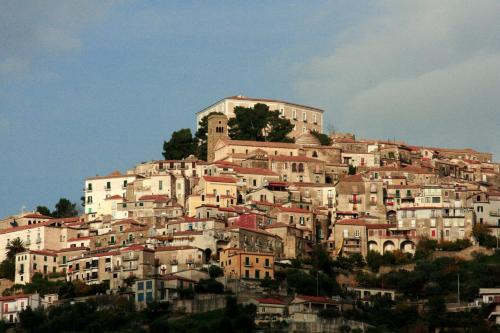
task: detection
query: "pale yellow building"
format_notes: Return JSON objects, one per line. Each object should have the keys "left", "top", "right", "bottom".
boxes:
{"left": 197, "top": 95, "right": 324, "bottom": 139}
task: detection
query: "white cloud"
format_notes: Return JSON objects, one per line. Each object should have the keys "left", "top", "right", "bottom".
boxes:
{"left": 294, "top": 0, "right": 500, "bottom": 159}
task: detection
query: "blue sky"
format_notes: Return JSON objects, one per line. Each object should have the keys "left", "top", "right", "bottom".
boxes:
{"left": 1, "top": 1, "right": 499, "bottom": 216}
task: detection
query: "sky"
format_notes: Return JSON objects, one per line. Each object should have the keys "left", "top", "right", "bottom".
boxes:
{"left": 1, "top": 0, "right": 499, "bottom": 216}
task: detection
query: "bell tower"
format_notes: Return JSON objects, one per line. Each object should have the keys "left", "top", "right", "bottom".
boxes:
{"left": 207, "top": 114, "right": 228, "bottom": 162}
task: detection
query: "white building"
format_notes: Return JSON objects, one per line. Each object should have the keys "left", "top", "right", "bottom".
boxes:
{"left": 84, "top": 171, "right": 137, "bottom": 220}
{"left": 0, "top": 293, "right": 41, "bottom": 323}
{"left": 197, "top": 95, "right": 324, "bottom": 139}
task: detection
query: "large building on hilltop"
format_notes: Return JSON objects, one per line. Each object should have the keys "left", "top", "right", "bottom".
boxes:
{"left": 196, "top": 95, "right": 324, "bottom": 139}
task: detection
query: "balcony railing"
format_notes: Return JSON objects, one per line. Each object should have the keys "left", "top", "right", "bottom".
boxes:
{"left": 123, "top": 254, "right": 139, "bottom": 261}
{"left": 489, "top": 211, "right": 500, "bottom": 217}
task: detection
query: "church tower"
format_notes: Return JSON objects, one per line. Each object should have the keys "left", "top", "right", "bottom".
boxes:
{"left": 207, "top": 113, "right": 228, "bottom": 162}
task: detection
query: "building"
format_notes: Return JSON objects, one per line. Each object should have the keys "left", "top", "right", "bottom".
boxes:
{"left": 219, "top": 248, "right": 274, "bottom": 280}
{"left": 197, "top": 95, "right": 324, "bottom": 139}
{"left": 0, "top": 293, "right": 41, "bottom": 323}
{"left": 84, "top": 171, "right": 137, "bottom": 219}
{"left": 15, "top": 250, "right": 60, "bottom": 284}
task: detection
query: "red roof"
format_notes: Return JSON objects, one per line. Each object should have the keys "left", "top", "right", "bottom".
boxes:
{"left": 340, "top": 174, "right": 364, "bottom": 182}
{"left": 0, "top": 294, "right": 34, "bottom": 301}
{"left": 22, "top": 213, "right": 52, "bottom": 219}
{"left": 155, "top": 246, "right": 197, "bottom": 252}
{"left": 105, "top": 195, "right": 123, "bottom": 200}
{"left": 335, "top": 219, "right": 366, "bottom": 226}
{"left": 256, "top": 298, "right": 286, "bottom": 305}
{"left": 277, "top": 206, "right": 311, "bottom": 214}
{"left": 121, "top": 245, "right": 154, "bottom": 252}
{"left": 203, "top": 176, "right": 237, "bottom": 184}
{"left": 138, "top": 194, "right": 169, "bottom": 202}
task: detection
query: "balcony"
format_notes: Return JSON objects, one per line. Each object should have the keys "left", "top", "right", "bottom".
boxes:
{"left": 490, "top": 210, "right": 500, "bottom": 217}
{"left": 36, "top": 238, "right": 42, "bottom": 244}
{"left": 104, "top": 186, "right": 111, "bottom": 191}
{"left": 122, "top": 264, "right": 139, "bottom": 271}
{"left": 348, "top": 199, "right": 362, "bottom": 204}
{"left": 25, "top": 239, "right": 31, "bottom": 246}
{"left": 123, "top": 254, "right": 139, "bottom": 261}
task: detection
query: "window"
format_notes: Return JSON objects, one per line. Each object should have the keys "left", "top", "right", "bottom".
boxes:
{"left": 245, "top": 257, "right": 250, "bottom": 266}
{"left": 106, "top": 181, "right": 111, "bottom": 189}
{"left": 302, "top": 112, "right": 307, "bottom": 121}
{"left": 477, "top": 206, "right": 483, "bottom": 213}
{"left": 159, "top": 180, "right": 163, "bottom": 190}
{"left": 137, "top": 293, "right": 144, "bottom": 302}
{"left": 314, "top": 114, "right": 317, "bottom": 124}
{"left": 255, "top": 270, "right": 260, "bottom": 279}
{"left": 245, "top": 270, "right": 249, "bottom": 278}
{"left": 292, "top": 109, "right": 297, "bottom": 119}
{"left": 265, "top": 258, "right": 270, "bottom": 267}
{"left": 87, "top": 196, "right": 93, "bottom": 204}
{"left": 146, "top": 292, "right": 153, "bottom": 303}
{"left": 137, "top": 282, "right": 144, "bottom": 291}
{"left": 354, "top": 229, "right": 360, "bottom": 238}
{"left": 87, "top": 183, "right": 92, "bottom": 191}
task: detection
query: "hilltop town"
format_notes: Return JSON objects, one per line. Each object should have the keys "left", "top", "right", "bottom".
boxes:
{"left": 1, "top": 95, "right": 499, "bottom": 332}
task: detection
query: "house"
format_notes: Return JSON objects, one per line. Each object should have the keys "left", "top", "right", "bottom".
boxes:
{"left": 289, "top": 295, "right": 342, "bottom": 322}
{"left": 0, "top": 293, "right": 41, "bottom": 323}
{"left": 133, "top": 275, "right": 196, "bottom": 307}
{"left": 488, "top": 296, "right": 500, "bottom": 325}
{"left": 252, "top": 297, "right": 288, "bottom": 324}
{"left": 15, "top": 250, "right": 60, "bottom": 284}
{"left": 219, "top": 248, "right": 274, "bottom": 280}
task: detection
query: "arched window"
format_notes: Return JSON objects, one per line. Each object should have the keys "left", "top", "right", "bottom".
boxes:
{"left": 291, "top": 163, "right": 297, "bottom": 172}
{"left": 298, "top": 163, "right": 304, "bottom": 172}
{"left": 312, "top": 151, "right": 318, "bottom": 158}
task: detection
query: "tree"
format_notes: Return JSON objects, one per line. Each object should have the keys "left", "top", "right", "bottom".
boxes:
{"left": 0, "top": 259, "right": 15, "bottom": 280}
{"left": 162, "top": 128, "right": 197, "bottom": 160}
{"left": 265, "top": 110, "right": 294, "bottom": 143}
{"left": 208, "top": 265, "right": 224, "bottom": 278}
{"left": 6, "top": 237, "right": 25, "bottom": 260}
{"left": 52, "top": 198, "right": 78, "bottom": 218}
{"left": 36, "top": 206, "right": 52, "bottom": 217}
{"left": 311, "top": 130, "right": 332, "bottom": 146}
{"left": 228, "top": 103, "right": 293, "bottom": 142}
{"left": 472, "top": 223, "right": 496, "bottom": 247}
{"left": 366, "top": 251, "right": 384, "bottom": 272}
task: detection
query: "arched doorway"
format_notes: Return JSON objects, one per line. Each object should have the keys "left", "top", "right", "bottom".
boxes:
{"left": 368, "top": 241, "right": 379, "bottom": 253}
{"left": 383, "top": 240, "right": 395, "bottom": 253}
{"left": 400, "top": 240, "right": 415, "bottom": 254}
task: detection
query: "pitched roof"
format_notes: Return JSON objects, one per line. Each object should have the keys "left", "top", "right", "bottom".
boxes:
{"left": 335, "top": 219, "right": 366, "bottom": 226}
{"left": 22, "top": 213, "right": 53, "bottom": 219}
{"left": 199, "top": 95, "right": 324, "bottom": 113}
{"left": 203, "top": 176, "right": 237, "bottom": 184}
{"left": 255, "top": 297, "right": 287, "bottom": 305}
